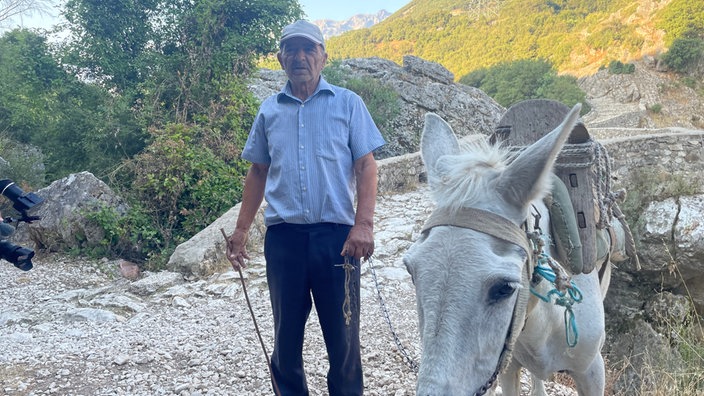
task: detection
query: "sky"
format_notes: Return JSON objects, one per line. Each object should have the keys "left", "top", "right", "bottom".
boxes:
{"left": 2, "top": 0, "right": 412, "bottom": 32}
{"left": 299, "top": 0, "right": 410, "bottom": 21}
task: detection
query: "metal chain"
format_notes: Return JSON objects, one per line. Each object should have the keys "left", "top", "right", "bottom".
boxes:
{"left": 474, "top": 371, "right": 498, "bottom": 396}
{"left": 366, "top": 257, "right": 420, "bottom": 373}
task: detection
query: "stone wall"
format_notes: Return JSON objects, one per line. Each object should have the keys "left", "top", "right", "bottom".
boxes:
{"left": 601, "top": 130, "right": 704, "bottom": 193}
{"left": 376, "top": 134, "right": 485, "bottom": 195}
{"left": 377, "top": 152, "right": 424, "bottom": 195}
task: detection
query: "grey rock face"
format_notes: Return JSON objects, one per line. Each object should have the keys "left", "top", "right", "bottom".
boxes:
{"left": 634, "top": 195, "right": 704, "bottom": 310}
{"left": 12, "top": 171, "right": 129, "bottom": 253}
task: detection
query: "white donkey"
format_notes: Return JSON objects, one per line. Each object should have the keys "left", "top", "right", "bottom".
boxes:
{"left": 404, "top": 104, "right": 612, "bottom": 396}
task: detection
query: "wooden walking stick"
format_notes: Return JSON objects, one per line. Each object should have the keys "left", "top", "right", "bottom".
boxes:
{"left": 220, "top": 228, "right": 281, "bottom": 396}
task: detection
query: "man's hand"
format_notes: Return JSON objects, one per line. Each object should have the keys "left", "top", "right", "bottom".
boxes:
{"left": 341, "top": 223, "right": 374, "bottom": 261}
{"left": 223, "top": 228, "right": 249, "bottom": 270}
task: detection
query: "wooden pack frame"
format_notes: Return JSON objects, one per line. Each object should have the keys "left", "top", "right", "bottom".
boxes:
{"left": 491, "top": 99, "right": 600, "bottom": 273}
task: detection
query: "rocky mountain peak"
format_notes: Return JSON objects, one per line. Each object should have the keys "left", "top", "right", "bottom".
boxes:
{"left": 313, "top": 10, "right": 391, "bottom": 39}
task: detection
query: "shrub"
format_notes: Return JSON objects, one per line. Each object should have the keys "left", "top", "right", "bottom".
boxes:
{"left": 87, "top": 78, "right": 257, "bottom": 267}
{"left": 662, "top": 36, "right": 704, "bottom": 73}
{"left": 459, "top": 59, "right": 588, "bottom": 112}
{"left": 648, "top": 103, "right": 663, "bottom": 114}
{"left": 607, "top": 60, "right": 636, "bottom": 74}
{"left": 0, "top": 135, "right": 46, "bottom": 190}
{"left": 81, "top": 203, "right": 161, "bottom": 265}
{"left": 681, "top": 77, "right": 698, "bottom": 89}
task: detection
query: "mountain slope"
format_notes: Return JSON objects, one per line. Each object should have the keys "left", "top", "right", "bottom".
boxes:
{"left": 325, "top": 0, "right": 700, "bottom": 79}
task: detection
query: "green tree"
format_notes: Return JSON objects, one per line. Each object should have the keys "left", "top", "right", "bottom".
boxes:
{"left": 0, "top": 28, "right": 138, "bottom": 180}
{"left": 61, "top": 0, "right": 158, "bottom": 93}
{"left": 661, "top": 35, "right": 704, "bottom": 74}
{"left": 62, "top": 0, "right": 302, "bottom": 124}
{"left": 0, "top": 29, "right": 57, "bottom": 146}
{"left": 59, "top": 0, "right": 303, "bottom": 264}
{"left": 460, "top": 59, "right": 587, "bottom": 110}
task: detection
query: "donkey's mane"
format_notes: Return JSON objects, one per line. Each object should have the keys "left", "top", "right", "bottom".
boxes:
{"left": 428, "top": 137, "right": 514, "bottom": 213}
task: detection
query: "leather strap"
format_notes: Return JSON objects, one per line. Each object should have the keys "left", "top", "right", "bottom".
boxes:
{"left": 422, "top": 207, "right": 531, "bottom": 256}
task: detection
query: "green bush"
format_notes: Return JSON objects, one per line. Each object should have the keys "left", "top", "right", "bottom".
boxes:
{"left": 83, "top": 77, "right": 257, "bottom": 267}
{"left": 459, "top": 59, "right": 588, "bottom": 112}
{"left": 117, "top": 123, "right": 246, "bottom": 261}
{"left": 681, "top": 77, "right": 698, "bottom": 89}
{"left": 662, "top": 36, "right": 704, "bottom": 73}
{"left": 607, "top": 60, "right": 636, "bottom": 74}
{"left": 94, "top": 122, "right": 252, "bottom": 268}
{"left": 0, "top": 135, "right": 46, "bottom": 190}
{"left": 82, "top": 203, "right": 161, "bottom": 264}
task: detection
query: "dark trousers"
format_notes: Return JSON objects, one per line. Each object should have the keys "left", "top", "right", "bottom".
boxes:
{"left": 264, "top": 222, "right": 362, "bottom": 396}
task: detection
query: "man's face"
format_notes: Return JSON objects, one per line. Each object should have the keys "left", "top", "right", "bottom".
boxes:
{"left": 278, "top": 37, "right": 327, "bottom": 85}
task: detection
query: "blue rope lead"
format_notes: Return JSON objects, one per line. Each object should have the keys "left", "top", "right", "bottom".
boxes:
{"left": 530, "top": 257, "right": 583, "bottom": 347}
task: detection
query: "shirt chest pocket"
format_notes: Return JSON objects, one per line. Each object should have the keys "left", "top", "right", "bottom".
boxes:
{"left": 315, "top": 128, "right": 350, "bottom": 161}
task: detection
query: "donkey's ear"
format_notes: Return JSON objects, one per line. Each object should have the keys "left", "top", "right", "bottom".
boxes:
{"left": 421, "top": 113, "right": 460, "bottom": 182}
{"left": 498, "top": 104, "right": 582, "bottom": 212}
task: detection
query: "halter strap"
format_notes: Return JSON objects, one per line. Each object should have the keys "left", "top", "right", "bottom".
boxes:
{"left": 421, "top": 207, "right": 532, "bottom": 256}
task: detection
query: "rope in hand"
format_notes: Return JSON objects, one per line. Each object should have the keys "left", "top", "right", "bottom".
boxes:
{"left": 337, "top": 255, "right": 357, "bottom": 327}
{"left": 219, "top": 228, "right": 281, "bottom": 396}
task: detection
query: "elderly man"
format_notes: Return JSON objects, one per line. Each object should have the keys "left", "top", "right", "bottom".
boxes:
{"left": 227, "top": 20, "right": 385, "bottom": 396}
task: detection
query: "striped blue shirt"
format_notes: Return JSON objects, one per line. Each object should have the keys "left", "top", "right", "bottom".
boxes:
{"left": 242, "top": 77, "right": 385, "bottom": 226}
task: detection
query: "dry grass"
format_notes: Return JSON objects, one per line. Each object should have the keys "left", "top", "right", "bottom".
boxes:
{"left": 606, "top": 339, "right": 704, "bottom": 396}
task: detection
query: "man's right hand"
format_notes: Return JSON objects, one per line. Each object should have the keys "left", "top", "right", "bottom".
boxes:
{"left": 226, "top": 229, "right": 250, "bottom": 270}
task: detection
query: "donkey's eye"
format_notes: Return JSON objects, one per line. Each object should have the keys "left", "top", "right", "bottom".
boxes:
{"left": 488, "top": 281, "right": 517, "bottom": 303}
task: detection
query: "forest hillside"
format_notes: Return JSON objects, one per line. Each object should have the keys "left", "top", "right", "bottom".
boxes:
{"left": 326, "top": 0, "right": 703, "bottom": 79}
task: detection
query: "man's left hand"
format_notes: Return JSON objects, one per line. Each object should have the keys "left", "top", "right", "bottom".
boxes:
{"left": 341, "top": 224, "right": 374, "bottom": 260}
